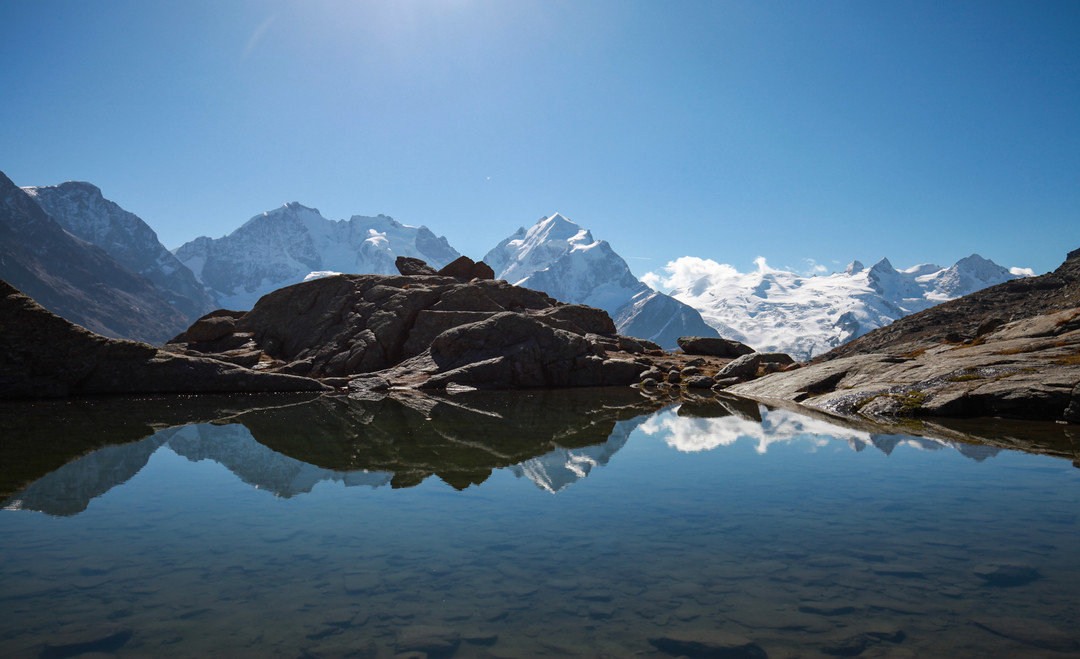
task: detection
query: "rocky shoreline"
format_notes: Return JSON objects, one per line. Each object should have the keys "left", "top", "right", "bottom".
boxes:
{"left": 730, "top": 249, "right": 1080, "bottom": 424}
{"left": 4, "top": 249, "right": 1079, "bottom": 428}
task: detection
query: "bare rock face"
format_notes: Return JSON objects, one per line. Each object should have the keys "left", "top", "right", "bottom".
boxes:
{"left": 166, "top": 273, "right": 654, "bottom": 390}
{"left": 678, "top": 336, "right": 755, "bottom": 358}
{"left": 0, "top": 279, "right": 328, "bottom": 399}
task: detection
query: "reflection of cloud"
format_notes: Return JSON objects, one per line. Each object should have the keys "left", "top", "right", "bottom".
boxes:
{"left": 639, "top": 405, "right": 1002, "bottom": 463}
{"left": 642, "top": 406, "right": 867, "bottom": 454}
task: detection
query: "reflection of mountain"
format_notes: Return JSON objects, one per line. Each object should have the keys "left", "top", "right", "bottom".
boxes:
{"left": 6, "top": 436, "right": 167, "bottom": 516}
{"left": 510, "top": 416, "right": 647, "bottom": 493}
{"left": 5, "top": 391, "right": 1076, "bottom": 516}
{"left": 160, "top": 424, "right": 392, "bottom": 497}
{"left": 3, "top": 389, "right": 665, "bottom": 515}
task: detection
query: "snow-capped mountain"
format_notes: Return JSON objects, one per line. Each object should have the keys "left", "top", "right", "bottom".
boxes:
{"left": 23, "top": 181, "right": 215, "bottom": 321}
{"left": 174, "top": 203, "right": 460, "bottom": 310}
{"left": 649, "top": 254, "right": 1022, "bottom": 360}
{"left": 484, "top": 213, "right": 718, "bottom": 348}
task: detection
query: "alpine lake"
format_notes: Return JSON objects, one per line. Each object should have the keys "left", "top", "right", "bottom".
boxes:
{"left": 2, "top": 388, "right": 1079, "bottom": 659}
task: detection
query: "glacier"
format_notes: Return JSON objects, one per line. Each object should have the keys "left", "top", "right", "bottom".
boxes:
{"left": 648, "top": 254, "right": 1023, "bottom": 360}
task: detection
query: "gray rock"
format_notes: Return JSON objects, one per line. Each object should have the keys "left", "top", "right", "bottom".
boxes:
{"left": 185, "top": 315, "right": 236, "bottom": 342}
{"left": 437, "top": 255, "right": 495, "bottom": 281}
{"left": 758, "top": 352, "right": 795, "bottom": 366}
{"left": 678, "top": 336, "right": 755, "bottom": 357}
{"left": 685, "top": 375, "right": 716, "bottom": 389}
{"left": 395, "top": 255, "right": 439, "bottom": 276}
{"left": 718, "top": 353, "right": 763, "bottom": 380}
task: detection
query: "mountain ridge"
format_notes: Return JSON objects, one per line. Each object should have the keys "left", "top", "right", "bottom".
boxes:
{"left": 655, "top": 254, "right": 1021, "bottom": 360}
{"left": 484, "top": 213, "right": 719, "bottom": 349}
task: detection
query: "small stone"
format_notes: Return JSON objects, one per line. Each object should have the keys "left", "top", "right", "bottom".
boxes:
{"left": 684, "top": 375, "right": 716, "bottom": 389}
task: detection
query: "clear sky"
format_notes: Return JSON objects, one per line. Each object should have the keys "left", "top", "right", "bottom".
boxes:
{"left": 2, "top": 0, "right": 1077, "bottom": 278}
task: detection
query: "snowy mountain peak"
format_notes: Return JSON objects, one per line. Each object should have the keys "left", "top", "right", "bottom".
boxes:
{"left": 869, "top": 257, "right": 894, "bottom": 272}
{"left": 656, "top": 253, "right": 1023, "bottom": 360}
{"left": 484, "top": 213, "right": 718, "bottom": 348}
{"left": 175, "top": 204, "right": 459, "bottom": 310}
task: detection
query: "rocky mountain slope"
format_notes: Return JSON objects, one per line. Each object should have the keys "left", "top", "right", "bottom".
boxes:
{"left": 729, "top": 249, "right": 1080, "bottom": 424}
{"left": 660, "top": 255, "right": 1021, "bottom": 360}
{"left": 0, "top": 278, "right": 328, "bottom": 399}
{"left": 174, "top": 203, "right": 460, "bottom": 310}
{"left": 0, "top": 171, "right": 191, "bottom": 343}
{"left": 483, "top": 214, "right": 718, "bottom": 349}
{"left": 23, "top": 181, "right": 215, "bottom": 321}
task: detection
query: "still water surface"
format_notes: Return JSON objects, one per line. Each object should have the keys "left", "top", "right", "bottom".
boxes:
{"left": 2, "top": 390, "right": 1079, "bottom": 658}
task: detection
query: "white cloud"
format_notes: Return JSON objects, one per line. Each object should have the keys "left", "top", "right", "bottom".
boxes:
{"left": 1010, "top": 266, "right": 1035, "bottom": 277}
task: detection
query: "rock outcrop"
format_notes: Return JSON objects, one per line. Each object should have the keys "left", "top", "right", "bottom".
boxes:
{"left": 167, "top": 271, "right": 661, "bottom": 390}
{"left": 679, "top": 336, "right": 755, "bottom": 358}
{"left": 731, "top": 250, "right": 1080, "bottom": 423}
{"left": 0, "top": 279, "right": 329, "bottom": 399}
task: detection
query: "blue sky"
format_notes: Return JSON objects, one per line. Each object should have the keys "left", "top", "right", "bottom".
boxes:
{"left": 2, "top": 0, "right": 1077, "bottom": 277}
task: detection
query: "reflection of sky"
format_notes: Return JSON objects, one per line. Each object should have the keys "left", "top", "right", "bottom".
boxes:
{"left": 640, "top": 405, "right": 999, "bottom": 462}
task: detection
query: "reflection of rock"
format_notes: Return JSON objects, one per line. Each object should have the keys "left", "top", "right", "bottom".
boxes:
{"left": 0, "top": 393, "right": 324, "bottom": 504}
{"left": 236, "top": 389, "right": 664, "bottom": 490}
{"left": 3, "top": 389, "right": 668, "bottom": 513}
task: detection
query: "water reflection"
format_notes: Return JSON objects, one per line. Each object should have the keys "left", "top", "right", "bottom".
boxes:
{"left": 5, "top": 390, "right": 1079, "bottom": 518}
{"left": 3, "top": 391, "right": 1080, "bottom": 657}
{"left": 646, "top": 403, "right": 1004, "bottom": 462}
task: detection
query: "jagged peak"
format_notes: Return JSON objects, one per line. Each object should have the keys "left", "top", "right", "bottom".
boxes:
{"left": 869, "top": 257, "right": 895, "bottom": 272}
{"left": 845, "top": 260, "right": 865, "bottom": 275}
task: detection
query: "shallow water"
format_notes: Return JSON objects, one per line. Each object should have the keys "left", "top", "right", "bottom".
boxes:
{"left": 2, "top": 390, "right": 1079, "bottom": 658}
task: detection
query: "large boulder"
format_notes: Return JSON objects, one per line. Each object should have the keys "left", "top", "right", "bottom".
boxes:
{"left": 421, "top": 312, "right": 647, "bottom": 389}
{"left": 437, "top": 255, "right": 495, "bottom": 281}
{"left": 168, "top": 273, "right": 653, "bottom": 389}
{"left": 395, "top": 256, "right": 438, "bottom": 276}
{"left": 678, "top": 336, "right": 755, "bottom": 358}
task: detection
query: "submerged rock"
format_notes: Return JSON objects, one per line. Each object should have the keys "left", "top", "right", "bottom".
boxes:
{"left": 648, "top": 630, "right": 768, "bottom": 659}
